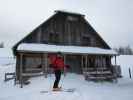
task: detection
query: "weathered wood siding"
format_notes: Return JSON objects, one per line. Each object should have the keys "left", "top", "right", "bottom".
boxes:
{"left": 22, "top": 13, "right": 108, "bottom": 48}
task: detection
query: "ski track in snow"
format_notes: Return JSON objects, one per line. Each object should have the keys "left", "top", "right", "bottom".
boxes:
{"left": 0, "top": 87, "right": 82, "bottom": 100}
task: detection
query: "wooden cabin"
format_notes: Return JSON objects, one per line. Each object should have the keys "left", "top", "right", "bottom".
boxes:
{"left": 12, "top": 10, "right": 121, "bottom": 87}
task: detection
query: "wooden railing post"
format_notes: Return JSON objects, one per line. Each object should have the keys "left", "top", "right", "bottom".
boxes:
{"left": 101, "top": 56, "right": 103, "bottom": 81}
{"left": 43, "top": 54, "right": 48, "bottom": 78}
{"left": 115, "top": 55, "right": 117, "bottom": 66}
{"left": 42, "top": 54, "right": 45, "bottom": 77}
{"left": 46, "top": 54, "right": 48, "bottom": 78}
{"left": 81, "top": 55, "right": 84, "bottom": 73}
{"left": 85, "top": 55, "right": 88, "bottom": 71}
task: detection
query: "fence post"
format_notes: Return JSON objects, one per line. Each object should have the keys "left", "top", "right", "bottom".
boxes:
{"left": 129, "top": 67, "right": 132, "bottom": 79}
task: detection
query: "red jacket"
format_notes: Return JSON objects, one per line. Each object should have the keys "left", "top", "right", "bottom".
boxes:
{"left": 48, "top": 54, "right": 64, "bottom": 70}
{"left": 53, "top": 56, "right": 65, "bottom": 70}
{"left": 48, "top": 54, "right": 69, "bottom": 70}
{"left": 48, "top": 54, "right": 57, "bottom": 64}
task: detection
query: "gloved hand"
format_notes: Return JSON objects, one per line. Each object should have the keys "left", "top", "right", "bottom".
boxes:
{"left": 65, "top": 64, "right": 70, "bottom": 69}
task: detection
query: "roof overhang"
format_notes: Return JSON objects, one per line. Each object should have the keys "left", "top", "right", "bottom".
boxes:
{"left": 17, "top": 43, "right": 118, "bottom": 56}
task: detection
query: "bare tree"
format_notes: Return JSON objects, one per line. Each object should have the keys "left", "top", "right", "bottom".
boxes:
{"left": 0, "top": 42, "right": 4, "bottom": 48}
{"left": 113, "top": 45, "right": 133, "bottom": 55}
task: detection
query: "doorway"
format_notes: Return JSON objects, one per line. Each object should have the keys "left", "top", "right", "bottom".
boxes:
{"left": 66, "top": 55, "right": 82, "bottom": 74}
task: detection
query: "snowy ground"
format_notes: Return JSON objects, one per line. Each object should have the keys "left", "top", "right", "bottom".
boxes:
{"left": 0, "top": 55, "right": 133, "bottom": 100}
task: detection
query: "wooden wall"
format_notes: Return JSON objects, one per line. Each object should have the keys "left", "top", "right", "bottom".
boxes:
{"left": 22, "top": 13, "right": 109, "bottom": 48}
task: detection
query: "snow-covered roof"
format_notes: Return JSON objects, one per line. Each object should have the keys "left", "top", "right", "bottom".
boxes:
{"left": 17, "top": 43, "right": 118, "bottom": 55}
{"left": 55, "top": 10, "right": 85, "bottom": 16}
{"left": 0, "top": 48, "right": 13, "bottom": 57}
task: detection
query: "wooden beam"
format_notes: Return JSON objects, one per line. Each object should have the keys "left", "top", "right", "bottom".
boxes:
{"left": 115, "top": 55, "right": 117, "bottom": 66}
{"left": 100, "top": 56, "right": 103, "bottom": 78}
{"left": 37, "top": 27, "right": 42, "bottom": 43}
{"left": 42, "top": 54, "right": 45, "bottom": 77}
{"left": 22, "top": 53, "right": 41, "bottom": 58}
{"left": 15, "top": 55, "right": 19, "bottom": 85}
{"left": 101, "top": 56, "right": 103, "bottom": 68}
{"left": 85, "top": 55, "right": 88, "bottom": 70}
{"left": 44, "top": 54, "right": 48, "bottom": 78}
{"left": 68, "top": 22, "right": 71, "bottom": 45}
{"left": 20, "top": 53, "right": 23, "bottom": 88}
{"left": 81, "top": 55, "right": 84, "bottom": 73}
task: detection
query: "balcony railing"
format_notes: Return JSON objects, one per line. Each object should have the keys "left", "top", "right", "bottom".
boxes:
{"left": 82, "top": 66, "right": 121, "bottom": 81}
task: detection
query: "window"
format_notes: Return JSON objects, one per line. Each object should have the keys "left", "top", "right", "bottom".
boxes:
{"left": 82, "top": 36, "right": 91, "bottom": 46}
{"left": 49, "top": 33, "right": 59, "bottom": 44}
{"left": 24, "top": 55, "right": 42, "bottom": 72}
{"left": 67, "top": 16, "right": 78, "bottom": 21}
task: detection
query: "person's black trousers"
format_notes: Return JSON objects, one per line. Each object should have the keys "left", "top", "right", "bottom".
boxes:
{"left": 53, "top": 70, "right": 61, "bottom": 88}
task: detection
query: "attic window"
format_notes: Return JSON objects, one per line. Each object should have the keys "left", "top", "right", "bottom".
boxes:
{"left": 82, "top": 36, "right": 91, "bottom": 46}
{"left": 67, "top": 16, "right": 78, "bottom": 21}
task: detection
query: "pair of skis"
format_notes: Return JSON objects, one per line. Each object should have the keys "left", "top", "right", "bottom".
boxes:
{"left": 40, "top": 88, "right": 76, "bottom": 93}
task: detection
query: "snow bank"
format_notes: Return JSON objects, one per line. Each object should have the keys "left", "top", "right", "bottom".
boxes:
{"left": 117, "top": 55, "right": 133, "bottom": 78}
{"left": 0, "top": 73, "right": 133, "bottom": 100}
{"left": 0, "top": 48, "right": 15, "bottom": 66}
{"left": 0, "top": 58, "right": 15, "bottom": 66}
{"left": 0, "top": 55, "right": 133, "bottom": 100}
{"left": 0, "top": 48, "right": 13, "bottom": 58}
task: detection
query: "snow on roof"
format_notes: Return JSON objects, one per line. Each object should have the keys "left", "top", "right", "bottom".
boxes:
{"left": 0, "top": 48, "right": 13, "bottom": 57}
{"left": 55, "top": 10, "right": 85, "bottom": 16}
{"left": 17, "top": 43, "right": 118, "bottom": 55}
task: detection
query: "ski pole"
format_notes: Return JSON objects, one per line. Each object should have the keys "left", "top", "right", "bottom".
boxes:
{"left": 60, "top": 72, "right": 66, "bottom": 88}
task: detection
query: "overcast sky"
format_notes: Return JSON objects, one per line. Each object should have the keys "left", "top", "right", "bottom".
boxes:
{"left": 0, "top": 0, "right": 133, "bottom": 48}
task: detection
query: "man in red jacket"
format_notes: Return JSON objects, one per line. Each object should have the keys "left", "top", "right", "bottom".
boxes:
{"left": 48, "top": 52, "right": 68, "bottom": 91}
